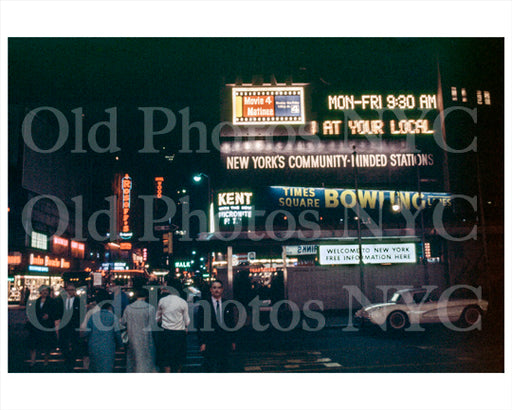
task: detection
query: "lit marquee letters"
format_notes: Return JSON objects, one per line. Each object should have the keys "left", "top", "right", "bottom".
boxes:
{"left": 120, "top": 174, "right": 132, "bottom": 238}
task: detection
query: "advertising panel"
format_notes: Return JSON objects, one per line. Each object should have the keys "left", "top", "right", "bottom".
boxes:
{"left": 318, "top": 243, "right": 417, "bottom": 265}
{"left": 268, "top": 186, "right": 452, "bottom": 211}
{"left": 216, "top": 191, "right": 255, "bottom": 227}
{"left": 232, "top": 86, "right": 305, "bottom": 125}
{"left": 221, "top": 86, "right": 444, "bottom": 191}
{"left": 221, "top": 138, "right": 443, "bottom": 190}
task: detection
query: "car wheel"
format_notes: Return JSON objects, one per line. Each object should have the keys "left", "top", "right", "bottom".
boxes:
{"left": 386, "top": 311, "right": 409, "bottom": 331}
{"left": 460, "top": 306, "right": 482, "bottom": 327}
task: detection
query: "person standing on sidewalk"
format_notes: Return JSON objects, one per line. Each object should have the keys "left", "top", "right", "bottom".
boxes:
{"left": 109, "top": 280, "right": 129, "bottom": 319}
{"left": 197, "top": 280, "right": 237, "bottom": 372}
{"left": 155, "top": 282, "right": 190, "bottom": 372}
{"left": 55, "top": 283, "right": 83, "bottom": 371}
{"left": 26, "top": 285, "right": 57, "bottom": 367}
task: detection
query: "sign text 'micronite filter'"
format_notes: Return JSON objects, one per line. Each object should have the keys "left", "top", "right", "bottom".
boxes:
{"left": 232, "top": 87, "right": 305, "bottom": 125}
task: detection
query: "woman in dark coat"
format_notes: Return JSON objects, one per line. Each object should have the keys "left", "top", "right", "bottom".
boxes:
{"left": 83, "top": 289, "right": 122, "bottom": 372}
{"left": 26, "top": 285, "right": 57, "bottom": 367}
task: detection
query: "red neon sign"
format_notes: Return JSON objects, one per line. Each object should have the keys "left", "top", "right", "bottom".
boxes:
{"left": 121, "top": 174, "right": 132, "bottom": 234}
{"left": 53, "top": 236, "right": 69, "bottom": 247}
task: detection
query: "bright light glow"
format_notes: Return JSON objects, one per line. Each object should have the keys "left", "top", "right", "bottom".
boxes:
{"left": 153, "top": 270, "right": 169, "bottom": 276}
{"left": 53, "top": 236, "right": 69, "bottom": 247}
{"left": 31, "top": 232, "right": 48, "bottom": 250}
{"left": 209, "top": 202, "right": 215, "bottom": 233}
{"left": 193, "top": 175, "right": 202, "bottom": 182}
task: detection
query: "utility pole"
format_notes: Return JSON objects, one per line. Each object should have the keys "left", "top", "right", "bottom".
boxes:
{"left": 353, "top": 147, "right": 365, "bottom": 295}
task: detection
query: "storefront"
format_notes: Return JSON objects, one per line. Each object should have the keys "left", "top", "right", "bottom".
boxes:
{"left": 8, "top": 271, "right": 64, "bottom": 303}
{"left": 8, "top": 251, "right": 72, "bottom": 303}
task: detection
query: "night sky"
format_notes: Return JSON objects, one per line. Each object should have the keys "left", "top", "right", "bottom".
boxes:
{"left": 8, "top": 38, "right": 504, "bottom": 215}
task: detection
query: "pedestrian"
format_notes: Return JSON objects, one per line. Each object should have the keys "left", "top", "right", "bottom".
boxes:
{"left": 55, "top": 283, "right": 82, "bottom": 371}
{"left": 83, "top": 289, "right": 122, "bottom": 372}
{"left": 109, "top": 279, "right": 129, "bottom": 319}
{"left": 25, "top": 285, "right": 57, "bottom": 368}
{"left": 197, "top": 279, "right": 238, "bottom": 372}
{"left": 79, "top": 292, "right": 100, "bottom": 371}
{"left": 120, "top": 288, "right": 157, "bottom": 373}
{"left": 20, "top": 286, "right": 31, "bottom": 306}
{"left": 155, "top": 281, "right": 190, "bottom": 372}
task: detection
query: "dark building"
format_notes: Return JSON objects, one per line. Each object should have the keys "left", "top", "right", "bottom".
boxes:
{"left": 191, "top": 39, "right": 504, "bottom": 312}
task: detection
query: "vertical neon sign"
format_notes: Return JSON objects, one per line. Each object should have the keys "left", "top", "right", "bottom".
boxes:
{"left": 120, "top": 174, "right": 133, "bottom": 239}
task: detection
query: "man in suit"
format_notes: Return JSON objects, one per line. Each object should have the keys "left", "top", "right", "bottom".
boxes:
{"left": 55, "top": 282, "right": 83, "bottom": 371}
{"left": 197, "top": 280, "right": 237, "bottom": 372}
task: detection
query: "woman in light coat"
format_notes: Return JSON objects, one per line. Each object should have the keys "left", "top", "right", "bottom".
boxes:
{"left": 121, "top": 288, "right": 157, "bottom": 372}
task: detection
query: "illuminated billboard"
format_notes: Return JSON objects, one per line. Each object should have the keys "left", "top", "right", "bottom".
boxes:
{"left": 319, "top": 91, "right": 439, "bottom": 138}
{"left": 220, "top": 138, "right": 443, "bottom": 190}
{"left": 268, "top": 186, "right": 452, "bottom": 211}
{"left": 120, "top": 174, "right": 133, "bottom": 240}
{"left": 318, "top": 243, "right": 417, "bottom": 265}
{"left": 232, "top": 87, "right": 305, "bottom": 125}
{"left": 216, "top": 191, "right": 255, "bottom": 227}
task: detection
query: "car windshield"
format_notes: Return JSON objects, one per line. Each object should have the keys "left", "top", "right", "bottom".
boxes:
{"left": 390, "top": 293, "right": 403, "bottom": 303}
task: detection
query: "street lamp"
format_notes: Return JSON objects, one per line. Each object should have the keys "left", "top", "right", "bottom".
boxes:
{"left": 193, "top": 173, "right": 211, "bottom": 200}
{"left": 193, "top": 173, "right": 213, "bottom": 231}
{"left": 193, "top": 173, "right": 214, "bottom": 273}
{"left": 416, "top": 158, "right": 429, "bottom": 285}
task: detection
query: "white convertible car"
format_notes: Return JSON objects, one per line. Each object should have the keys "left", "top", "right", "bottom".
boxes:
{"left": 354, "top": 287, "right": 488, "bottom": 331}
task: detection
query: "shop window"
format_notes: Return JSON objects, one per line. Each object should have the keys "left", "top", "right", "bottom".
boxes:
{"left": 31, "top": 231, "right": 48, "bottom": 250}
{"left": 484, "top": 91, "right": 491, "bottom": 105}
{"left": 71, "top": 241, "right": 85, "bottom": 259}
{"left": 461, "top": 88, "right": 467, "bottom": 102}
{"left": 476, "top": 90, "right": 483, "bottom": 105}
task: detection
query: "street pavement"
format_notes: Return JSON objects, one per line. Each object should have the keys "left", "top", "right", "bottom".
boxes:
{"left": 8, "top": 305, "right": 504, "bottom": 373}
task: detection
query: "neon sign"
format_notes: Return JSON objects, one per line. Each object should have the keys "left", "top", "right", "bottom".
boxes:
{"left": 232, "top": 87, "right": 305, "bottom": 125}
{"left": 29, "top": 253, "right": 70, "bottom": 269}
{"left": 217, "top": 192, "right": 254, "bottom": 227}
{"left": 155, "top": 177, "right": 164, "bottom": 199}
{"left": 327, "top": 94, "right": 437, "bottom": 111}
{"left": 175, "top": 261, "right": 192, "bottom": 269}
{"left": 71, "top": 241, "right": 85, "bottom": 251}
{"left": 270, "top": 186, "right": 452, "bottom": 211}
{"left": 29, "top": 265, "right": 49, "bottom": 273}
{"left": 322, "top": 93, "right": 438, "bottom": 137}
{"left": 120, "top": 174, "right": 133, "bottom": 239}
{"left": 8, "top": 254, "right": 22, "bottom": 265}
{"left": 53, "top": 236, "right": 69, "bottom": 247}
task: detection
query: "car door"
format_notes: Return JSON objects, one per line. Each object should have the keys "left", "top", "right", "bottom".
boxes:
{"left": 408, "top": 290, "right": 439, "bottom": 324}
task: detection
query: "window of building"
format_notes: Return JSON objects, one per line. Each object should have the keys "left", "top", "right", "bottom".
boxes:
{"left": 484, "top": 91, "right": 491, "bottom": 105}
{"left": 451, "top": 87, "right": 457, "bottom": 101}
{"left": 31, "top": 231, "right": 48, "bottom": 250}
{"left": 71, "top": 241, "right": 85, "bottom": 259}
{"left": 476, "top": 90, "right": 483, "bottom": 105}
{"left": 461, "top": 88, "right": 467, "bottom": 102}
